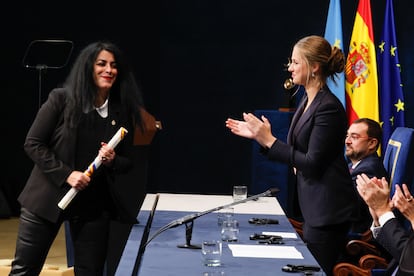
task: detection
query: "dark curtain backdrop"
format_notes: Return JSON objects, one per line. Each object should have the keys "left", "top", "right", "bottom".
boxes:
{"left": 2, "top": 0, "right": 414, "bottom": 215}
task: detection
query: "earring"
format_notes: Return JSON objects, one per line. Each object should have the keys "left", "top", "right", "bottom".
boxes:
{"left": 311, "top": 72, "right": 315, "bottom": 78}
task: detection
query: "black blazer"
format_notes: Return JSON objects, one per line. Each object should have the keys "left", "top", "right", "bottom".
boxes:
{"left": 398, "top": 233, "right": 414, "bottom": 275}
{"left": 266, "top": 87, "right": 358, "bottom": 227}
{"left": 18, "top": 88, "right": 135, "bottom": 223}
{"left": 376, "top": 218, "right": 412, "bottom": 275}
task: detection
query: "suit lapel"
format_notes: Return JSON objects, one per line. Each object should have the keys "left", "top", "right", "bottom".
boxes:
{"left": 288, "top": 90, "right": 326, "bottom": 145}
{"left": 287, "top": 95, "right": 307, "bottom": 145}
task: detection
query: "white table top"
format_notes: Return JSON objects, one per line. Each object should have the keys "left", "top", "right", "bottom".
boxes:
{"left": 141, "top": 193, "right": 285, "bottom": 215}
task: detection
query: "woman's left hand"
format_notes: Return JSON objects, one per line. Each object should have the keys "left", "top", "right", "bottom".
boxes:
{"left": 226, "top": 112, "right": 276, "bottom": 148}
{"left": 225, "top": 117, "right": 255, "bottom": 139}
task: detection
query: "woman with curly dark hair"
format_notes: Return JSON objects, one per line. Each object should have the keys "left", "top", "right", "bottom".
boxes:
{"left": 10, "top": 41, "right": 145, "bottom": 275}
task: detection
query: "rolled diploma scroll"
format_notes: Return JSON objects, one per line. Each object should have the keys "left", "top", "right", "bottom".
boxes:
{"left": 57, "top": 127, "right": 128, "bottom": 210}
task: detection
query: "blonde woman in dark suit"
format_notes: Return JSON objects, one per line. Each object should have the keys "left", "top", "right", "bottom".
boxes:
{"left": 226, "top": 35, "right": 358, "bottom": 275}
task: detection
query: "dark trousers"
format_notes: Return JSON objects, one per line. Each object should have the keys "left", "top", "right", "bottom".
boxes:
{"left": 9, "top": 208, "right": 110, "bottom": 276}
{"left": 303, "top": 221, "right": 351, "bottom": 276}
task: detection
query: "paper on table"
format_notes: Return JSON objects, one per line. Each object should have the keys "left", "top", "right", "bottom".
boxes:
{"left": 262, "top": 231, "right": 298, "bottom": 239}
{"left": 228, "top": 244, "right": 303, "bottom": 259}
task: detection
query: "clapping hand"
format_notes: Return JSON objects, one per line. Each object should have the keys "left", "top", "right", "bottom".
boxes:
{"left": 225, "top": 112, "right": 275, "bottom": 148}
{"left": 392, "top": 183, "right": 414, "bottom": 228}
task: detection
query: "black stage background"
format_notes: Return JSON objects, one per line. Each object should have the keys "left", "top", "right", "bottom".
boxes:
{"left": 1, "top": 0, "right": 414, "bottom": 218}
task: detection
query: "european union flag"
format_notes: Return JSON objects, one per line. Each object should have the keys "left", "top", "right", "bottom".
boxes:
{"left": 378, "top": 0, "right": 405, "bottom": 155}
{"left": 324, "top": 0, "right": 345, "bottom": 108}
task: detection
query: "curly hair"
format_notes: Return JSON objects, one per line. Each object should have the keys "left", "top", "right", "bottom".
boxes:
{"left": 63, "top": 41, "right": 144, "bottom": 129}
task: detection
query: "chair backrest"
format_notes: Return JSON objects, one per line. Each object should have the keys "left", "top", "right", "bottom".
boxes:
{"left": 382, "top": 127, "right": 414, "bottom": 197}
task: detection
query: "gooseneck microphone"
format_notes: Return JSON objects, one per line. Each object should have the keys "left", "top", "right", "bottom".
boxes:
{"left": 142, "top": 187, "right": 280, "bottom": 250}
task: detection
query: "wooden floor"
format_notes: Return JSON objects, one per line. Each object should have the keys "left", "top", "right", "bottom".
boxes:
{"left": 0, "top": 217, "right": 68, "bottom": 270}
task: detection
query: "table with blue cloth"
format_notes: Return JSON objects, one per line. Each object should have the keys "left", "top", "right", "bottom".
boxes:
{"left": 113, "top": 193, "right": 159, "bottom": 276}
{"left": 136, "top": 193, "right": 325, "bottom": 276}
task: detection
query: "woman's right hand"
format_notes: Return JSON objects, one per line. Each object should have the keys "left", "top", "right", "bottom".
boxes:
{"left": 66, "top": 171, "right": 91, "bottom": 190}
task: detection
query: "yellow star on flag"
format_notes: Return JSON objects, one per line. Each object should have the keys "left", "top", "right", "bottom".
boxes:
{"left": 379, "top": 41, "right": 385, "bottom": 53}
{"left": 394, "top": 99, "right": 404, "bottom": 112}
{"left": 390, "top": 45, "right": 396, "bottom": 56}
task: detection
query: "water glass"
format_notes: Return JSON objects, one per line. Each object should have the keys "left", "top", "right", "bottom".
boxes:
{"left": 201, "top": 240, "right": 222, "bottom": 267}
{"left": 221, "top": 219, "right": 239, "bottom": 242}
{"left": 217, "top": 207, "right": 234, "bottom": 226}
{"left": 233, "top": 185, "right": 247, "bottom": 202}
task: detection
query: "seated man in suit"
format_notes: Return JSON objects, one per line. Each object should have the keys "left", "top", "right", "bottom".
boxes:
{"left": 356, "top": 173, "right": 414, "bottom": 275}
{"left": 345, "top": 118, "right": 388, "bottom": 233}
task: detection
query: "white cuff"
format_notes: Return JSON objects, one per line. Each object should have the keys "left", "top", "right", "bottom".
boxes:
{"left": 370, "top": 211, "right": 395, "bottom": 239}
{"left": 378, "top": 211, "right": 395, "bottom": 226}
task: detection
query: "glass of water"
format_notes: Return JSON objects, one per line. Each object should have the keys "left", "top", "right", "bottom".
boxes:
{"left": 221, "top": 219, "right": 239, "bottom": 242}
{"left": 233, "top": 185, "right": 247, "bottom": 202}
{"left": 217, "top": 207, "right": 234, "bottom": 226}
{"left": 201, "top": 240, "right": 222, "bottom": 267}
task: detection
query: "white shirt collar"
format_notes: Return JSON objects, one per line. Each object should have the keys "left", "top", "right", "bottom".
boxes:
{"left": 95, "top": 98, "right": 108, "bottom": 118}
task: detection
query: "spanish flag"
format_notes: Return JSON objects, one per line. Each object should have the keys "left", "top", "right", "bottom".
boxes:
{"left": 345, "top": 0, "right": 379, "bottom": 125}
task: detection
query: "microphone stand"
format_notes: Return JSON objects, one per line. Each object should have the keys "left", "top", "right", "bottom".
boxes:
{"left": 142, "top": 187, "right": 280, "bottom": 250}
{"left": 177, "top": 220, "right": 200, "bottom": 249}
{"left": 35, "top": 64, "right": 47, "bottom": 109}
{"left": 22, "top": 40, "right": 73, "bottom": 109}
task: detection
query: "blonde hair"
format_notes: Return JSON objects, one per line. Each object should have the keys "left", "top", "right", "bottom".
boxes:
{"left": 294, "top": 35, "right": 345, "bottom": 88}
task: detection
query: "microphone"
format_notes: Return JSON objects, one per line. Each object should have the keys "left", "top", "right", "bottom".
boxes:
{"left": 284, "top": 77, "right": 296, "bottom": 90}
{"left": 284, "top": 77, "right": 301, "bottom": 99}
{"left": 142, "top": 187, "right": 280, "bottom": 250}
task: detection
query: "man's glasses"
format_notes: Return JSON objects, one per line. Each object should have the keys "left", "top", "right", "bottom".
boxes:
{"left": 345, "top": 133, "right": 371, "bottom": 141}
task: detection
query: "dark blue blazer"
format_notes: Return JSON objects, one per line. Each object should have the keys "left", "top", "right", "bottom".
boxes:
{"left": 376, "top": 218, "right": 413, "bottom": 275}
{"left": 350, "top": 153, "right": 388, "bottom": 233}
{"left": 350, "top": 153, "right": 388, "bottom": 184}
{"left": 398, "top": 232, "right": 414, "bottom": 275}
{"left": 267, "top": 87, "right": 358, "bottom": 227}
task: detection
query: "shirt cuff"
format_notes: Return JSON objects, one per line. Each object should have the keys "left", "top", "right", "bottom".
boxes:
{"left": 378, "top": 211, "right": 395, "bottom": 226}
{"left": 370, "top": 224, "right": 381, "bottom": 239}
{"left": 370, "top": 211, "right": 395, "bottom": 239}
